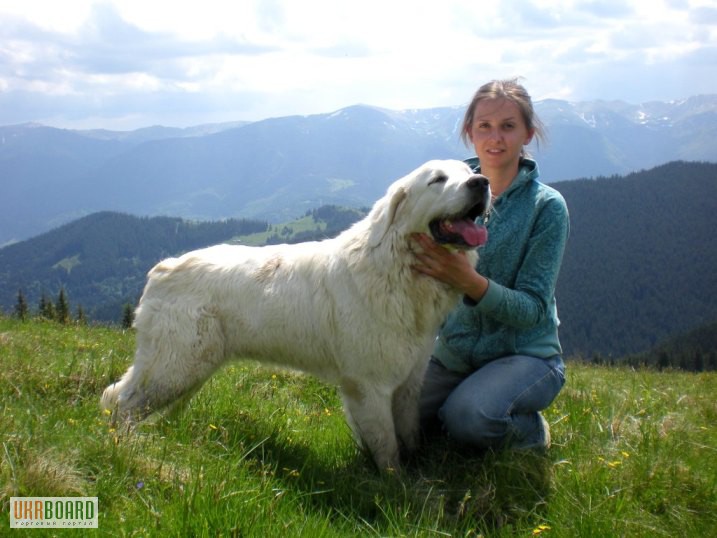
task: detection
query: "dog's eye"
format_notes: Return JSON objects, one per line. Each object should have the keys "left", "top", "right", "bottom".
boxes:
{"left": 429, "top": 174, "right": 448, "bottom": 186}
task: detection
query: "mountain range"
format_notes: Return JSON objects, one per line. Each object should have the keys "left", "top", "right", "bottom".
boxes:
{"left": 2, "top": 95, "right": 716, "bottom": 246}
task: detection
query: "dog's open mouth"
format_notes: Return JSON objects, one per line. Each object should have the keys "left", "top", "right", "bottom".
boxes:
{"left": 429, "top": 205, "right": 488, "bottom": 248}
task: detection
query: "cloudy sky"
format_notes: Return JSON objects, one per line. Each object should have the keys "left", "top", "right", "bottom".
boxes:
{"left": 1, "top": 0, "right": 715, "bottom": 130}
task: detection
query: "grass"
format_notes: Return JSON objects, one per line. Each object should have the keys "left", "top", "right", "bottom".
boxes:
{"left": 1, "top": 316, "right": 715, "bottom": 537}
{"left": 231, "top": 214, "right": 327, "bottom": 246}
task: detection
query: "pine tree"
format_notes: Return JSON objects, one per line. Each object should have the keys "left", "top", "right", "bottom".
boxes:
{"left": 708, "top": 352, "right": 717, "bottom": 372}
{"left": 15, "top": 289, "right": 29, "bottom": 321}
{"left": 38, "top": 293, "right": 47, "bottom": 318}
{"left": 56, "top": 288, "right": 70, "bottom": 324}
{"left": 122, "top": 304, "right": 135, "bottom": 329}
{"left": 39, "top": 293, "right": 56, "bottom": 320}
{"left": 694, "top": 351, "right": 705, "bottom": 372}
{"left": 76, "top": 305, "right": 87, "bottom": 325}
{"left": 657, "top": 352, "right": 670, "bottom": 371}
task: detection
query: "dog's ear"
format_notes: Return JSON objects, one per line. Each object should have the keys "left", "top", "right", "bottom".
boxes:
{"left": 367, "top": 185, "right": 407, "bottom": 248}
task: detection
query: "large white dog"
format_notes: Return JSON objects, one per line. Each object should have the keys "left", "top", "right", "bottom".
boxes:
{"left": 101, "top": 160, "right": 490, "bottom": 471}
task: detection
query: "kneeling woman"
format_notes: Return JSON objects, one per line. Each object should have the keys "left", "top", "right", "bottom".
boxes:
{"left": 414, "top": 79, "right": 569, "bottom": 451}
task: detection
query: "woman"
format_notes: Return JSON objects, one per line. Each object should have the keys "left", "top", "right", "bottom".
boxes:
{"left": 413, "top": 79, "right": 569, "bottom": 451}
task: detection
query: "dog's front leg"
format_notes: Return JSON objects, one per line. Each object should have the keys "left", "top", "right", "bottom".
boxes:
{"left": 339, "top": 379, "right": 400, "bottom": 472}
{"left": 392, "top": 357, "right": 430, "bottom": 457}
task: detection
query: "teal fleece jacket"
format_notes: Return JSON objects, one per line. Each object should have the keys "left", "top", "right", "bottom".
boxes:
{"left": 432, "top": 157, "right": 570, "bottom": 373}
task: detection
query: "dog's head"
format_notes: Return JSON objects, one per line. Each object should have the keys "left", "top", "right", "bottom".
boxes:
{"left": 368, "top": 160, "right": 491, "bottom": 249}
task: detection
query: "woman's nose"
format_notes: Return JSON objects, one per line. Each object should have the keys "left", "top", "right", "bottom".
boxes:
{"left": 488, "top": 128, "right": 502, "bottom": 141}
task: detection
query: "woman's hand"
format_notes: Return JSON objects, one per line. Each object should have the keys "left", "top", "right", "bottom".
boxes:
{"left": 411, "top": 233, "right": 489, "bottom": 302}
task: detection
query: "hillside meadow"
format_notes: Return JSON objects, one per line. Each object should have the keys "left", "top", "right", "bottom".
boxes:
{"left": 1, "top": 316, "right": 715, "bottom": 537}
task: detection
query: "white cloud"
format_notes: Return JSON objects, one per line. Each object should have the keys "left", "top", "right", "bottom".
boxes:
{"left": 0, "top": 0, "right": 714, "bottom": 129}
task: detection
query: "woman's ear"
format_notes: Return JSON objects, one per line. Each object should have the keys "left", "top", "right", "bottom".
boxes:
{"left": 524, "top": 127, "right": 535, "bottom": 145}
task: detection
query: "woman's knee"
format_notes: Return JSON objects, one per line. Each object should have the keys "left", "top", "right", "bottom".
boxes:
{"left": 439, "top": 398, "right": 508, "bottom": 448}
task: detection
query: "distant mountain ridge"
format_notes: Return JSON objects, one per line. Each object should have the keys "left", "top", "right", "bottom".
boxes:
{"left": 1, "top": 95, "right": 716, "bottom": 246}
{"left": 1, "top": 161, "right": 716, "bottom": 360}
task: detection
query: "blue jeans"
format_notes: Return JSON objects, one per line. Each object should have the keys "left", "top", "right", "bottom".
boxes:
{"left": 419, "top": 354, "right": 566, "bottom": 450}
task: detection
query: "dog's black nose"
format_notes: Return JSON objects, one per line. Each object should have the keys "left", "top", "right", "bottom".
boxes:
{"left": 466, "top": 174, "right": 490, "bottom": 189}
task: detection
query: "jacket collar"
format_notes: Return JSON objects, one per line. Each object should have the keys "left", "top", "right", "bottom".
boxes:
{"left": 464, "top": 157, "right": 540, "bottom": 199}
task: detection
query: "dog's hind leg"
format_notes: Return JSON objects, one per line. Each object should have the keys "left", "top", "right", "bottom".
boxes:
{"left": 340, "top": 378, "right": 400, "bottom": 472}
{"left": 101, "top": 305, "right": 227, "bottom": 424}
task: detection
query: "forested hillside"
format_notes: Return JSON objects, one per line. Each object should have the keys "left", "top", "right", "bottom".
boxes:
{"left": 0, "top": 212, "right": 268, "bottom": 320}
{"left": 554, "top": 160, "right": 717, "bottom": 358}
{"left": 1, "top": 161, "right": 715, "bottom": 362}
{"left": 621, "top": 320, "right": 717, "bottom": 371}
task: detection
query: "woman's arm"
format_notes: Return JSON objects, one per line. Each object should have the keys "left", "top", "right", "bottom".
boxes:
{"left": 411, "top": 233, "right": 489, "bottom": 301}
{"left": 412, "top": 197, "right": 569, "bottom": 329}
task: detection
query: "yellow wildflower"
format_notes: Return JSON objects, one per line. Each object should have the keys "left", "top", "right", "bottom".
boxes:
{"left": 532, "top": 524, "right": 551, "bottom": 535}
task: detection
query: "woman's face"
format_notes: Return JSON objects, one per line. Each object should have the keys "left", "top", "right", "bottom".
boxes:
{"left": 468, "top": 98, "right": 534, "bottom": 174}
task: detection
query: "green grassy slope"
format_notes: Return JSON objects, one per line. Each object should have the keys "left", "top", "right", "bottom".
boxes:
{"left": 1, "top": 317, "right": 715, "bottom": 536}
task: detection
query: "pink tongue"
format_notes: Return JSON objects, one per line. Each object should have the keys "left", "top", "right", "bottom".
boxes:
{"left": 447, "top": 220, "right": 488, "bottom": 247}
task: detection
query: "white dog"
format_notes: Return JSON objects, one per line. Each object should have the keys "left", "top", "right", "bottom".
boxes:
{"left": 101, "top": 160, "right": 490, "bottom": 471}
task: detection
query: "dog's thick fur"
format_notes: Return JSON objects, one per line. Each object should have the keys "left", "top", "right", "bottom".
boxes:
{"left": 101, "top": 159, "right": 490, "bottom": 470}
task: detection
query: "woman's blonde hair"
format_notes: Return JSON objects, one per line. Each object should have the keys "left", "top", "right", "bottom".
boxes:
{"left": 460, "top": 78, "right": 546, "bottom": 155}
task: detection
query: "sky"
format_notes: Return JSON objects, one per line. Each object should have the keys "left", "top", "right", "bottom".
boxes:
{"left": 1, "top": 0, "right": 716, "bottom": 131}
